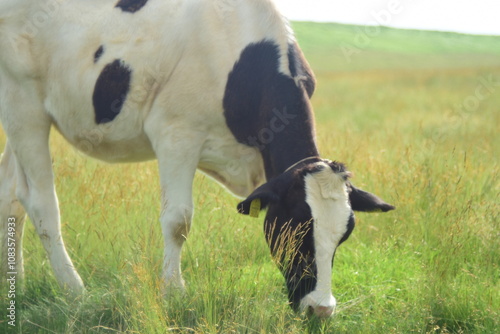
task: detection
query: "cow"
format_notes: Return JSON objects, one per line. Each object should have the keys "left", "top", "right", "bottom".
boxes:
{"left": 0, "top": 0, "right": 394, "bottom": 318}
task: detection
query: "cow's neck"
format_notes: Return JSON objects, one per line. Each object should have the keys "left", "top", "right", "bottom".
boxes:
{"left": 262, "top": 143, "right": 320, "bottom": 180}
{"left": 259, "top": 102, "right": 320, "bottom": 180}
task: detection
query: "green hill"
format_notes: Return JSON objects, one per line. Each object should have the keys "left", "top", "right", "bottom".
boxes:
{"left": 291, "top": 22, "right": 500, "bottom": 72}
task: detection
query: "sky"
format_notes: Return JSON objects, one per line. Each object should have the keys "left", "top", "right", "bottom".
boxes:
{"left": 273, "top": 0, "right": 500, "bottom": 36}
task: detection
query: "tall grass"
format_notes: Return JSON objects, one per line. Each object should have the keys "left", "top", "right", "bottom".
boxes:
{"left": 1, "top": 23, "right": 499, "bottom": 333}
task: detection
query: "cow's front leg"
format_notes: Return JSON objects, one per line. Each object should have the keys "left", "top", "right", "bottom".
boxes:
{"left": 160, "top": 192, "right": 193, "bottom": 291}
{"left": 159, "top": 164, "right": 197, "bottom": 292}
{"left": 154, "top": 143, "right": 199, "bottom": 293}
{"left": 145, "top": 114, "right": 203, "bottom": 293}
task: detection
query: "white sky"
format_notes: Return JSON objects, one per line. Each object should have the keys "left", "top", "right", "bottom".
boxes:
{"left": 273, "top": 0, "right": 500, "bottom": 36}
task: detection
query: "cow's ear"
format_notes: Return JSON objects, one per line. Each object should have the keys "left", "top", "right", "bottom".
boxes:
{"left": 237, "top": 181, "right": 281, "bottom": 216}
{"left": 237, "top": 172, "right": 294, "bottom": 217}
{"left": 347, "top": 183, "right": 395, "bottom": 212}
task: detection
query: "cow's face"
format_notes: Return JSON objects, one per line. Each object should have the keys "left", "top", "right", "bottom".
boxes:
{"left": 238, "top": 160, "right": 394, "bottom": 318}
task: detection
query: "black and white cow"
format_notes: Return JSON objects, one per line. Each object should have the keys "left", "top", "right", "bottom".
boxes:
{"left": 0, "top": 0, "right": 394, "bottom": 318}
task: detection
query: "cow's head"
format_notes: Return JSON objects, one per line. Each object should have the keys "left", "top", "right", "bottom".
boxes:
{"left": 237, "top": 159, "right": 395, "bottom": 318}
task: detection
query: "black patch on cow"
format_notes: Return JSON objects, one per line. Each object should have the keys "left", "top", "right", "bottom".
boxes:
{"left": 94, "top": 45, "right": 104, "bottom": 63}
{"left": 93, "top": 59, "right": 132, "bottom": 124}
{"left": 115, "top": 0, "right": 148, "bottom": 13}
{"left": 223, "top": 40, "right": 319, "bottom": 178}
{"left": 224, "top": 41, "right": 282, "bottom": 144}
{"left": 287, "top": 42, "right": 316, "bottom": 98}
{"left": 339, "top": 212, "right": 355, "bottom": 246}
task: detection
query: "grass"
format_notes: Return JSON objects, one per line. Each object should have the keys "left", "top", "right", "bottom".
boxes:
{"left": 1, "top": 22, "right": 499, "bottom": 333}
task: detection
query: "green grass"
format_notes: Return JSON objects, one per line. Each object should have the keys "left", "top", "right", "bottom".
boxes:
{"left": 1, "top": 23, "right": 499, "bottom": 333}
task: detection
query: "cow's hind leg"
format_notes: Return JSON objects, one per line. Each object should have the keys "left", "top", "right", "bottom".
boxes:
{"left": 0, "top": 142, "right": 27, "bottom": 282}
{"left": 6, "top": 127, "right": 84, "bottom": 296}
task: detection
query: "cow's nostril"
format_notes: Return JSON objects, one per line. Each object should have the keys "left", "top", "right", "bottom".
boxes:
{"left": 304, "top": 304, "right": 334, "bottom": 318}
{"left": 313, "top": 305, "right": 334, "bottom": 318}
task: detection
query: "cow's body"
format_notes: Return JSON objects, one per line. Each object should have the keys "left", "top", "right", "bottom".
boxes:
{"left": 0, "top": 0, "right": 394, "bottom": 318}
{"left": 1, "top": 0, "right": 279, "bottom": 194}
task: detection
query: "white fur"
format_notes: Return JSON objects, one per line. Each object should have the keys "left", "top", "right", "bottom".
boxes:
{"left": 302, "top": 163, "right": 352, "bottom": 314}
{"left": 0, "top": 0, "right": 297, "bottom": 294}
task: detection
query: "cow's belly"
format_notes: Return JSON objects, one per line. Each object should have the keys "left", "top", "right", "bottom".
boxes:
{"left": 53, "top": 120, "right": 155, "bottom": 163}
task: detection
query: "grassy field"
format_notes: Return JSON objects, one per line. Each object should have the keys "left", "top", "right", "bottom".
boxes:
{"left": 1, "top": 22, "right": 499, "bottom": 333}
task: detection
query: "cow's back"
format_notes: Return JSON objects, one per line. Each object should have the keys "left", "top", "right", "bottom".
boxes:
{"left": 0, "top": 0, "right": 294, "bottom": 163}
